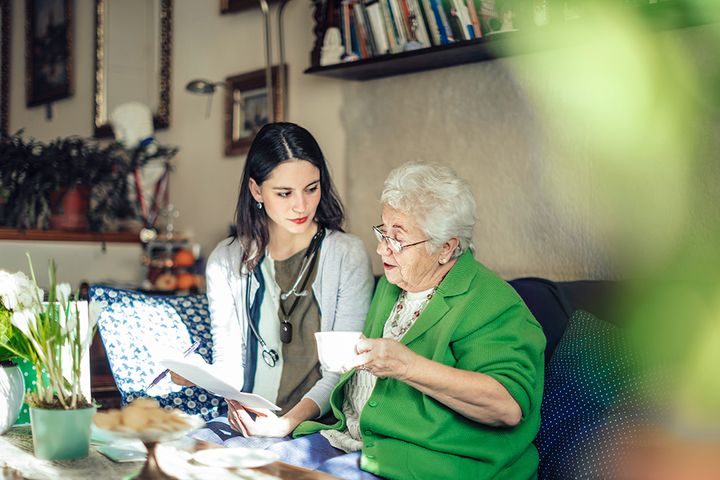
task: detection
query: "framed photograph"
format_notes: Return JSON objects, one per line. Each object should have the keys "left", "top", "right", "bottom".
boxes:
{"left": 1, "top": 0, "right": 10, "bottom": 136}
{"left": 25, "top": 0, "right": 73, "bottom": 107}
{"left": 224, "top": 65, "right": 286, "bottom": 157}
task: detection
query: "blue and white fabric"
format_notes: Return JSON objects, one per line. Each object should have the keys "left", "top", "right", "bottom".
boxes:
{"left": 89, "top": 286, "right": 227, "bottom": 421}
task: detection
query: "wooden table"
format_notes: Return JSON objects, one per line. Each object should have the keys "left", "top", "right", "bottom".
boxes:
{"left": 0, "top": 426, "right": 338, "bottom": 479}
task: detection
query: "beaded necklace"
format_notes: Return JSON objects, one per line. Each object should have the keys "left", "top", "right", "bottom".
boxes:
{"left": 387, "top": 287, "right": 436, "bottom": 339}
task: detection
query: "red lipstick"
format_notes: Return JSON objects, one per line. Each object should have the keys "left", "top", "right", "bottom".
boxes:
{"left": 291, "top": 216, "right": 308, "bottom": 224}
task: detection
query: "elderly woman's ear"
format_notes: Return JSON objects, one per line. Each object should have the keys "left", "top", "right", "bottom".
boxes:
{"left": 438, "top": 237, "right": 460, "bottom": 264}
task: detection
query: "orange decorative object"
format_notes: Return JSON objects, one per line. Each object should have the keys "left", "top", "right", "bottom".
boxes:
{"left": 175, "top": 272, "right": 196, "bottom": 291}
{"left": 154, "top": 273, "right": 177, "bottom": 291}
{"left": 173, "top": 249, "right": 195, "bottom": 268}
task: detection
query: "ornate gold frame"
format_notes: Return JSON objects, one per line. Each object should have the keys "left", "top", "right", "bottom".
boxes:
{"left": 93, "top": 0, "right": 173, "bottom": 138}
{"left": 0, "top": 0, "right": 10, "bottom": 135}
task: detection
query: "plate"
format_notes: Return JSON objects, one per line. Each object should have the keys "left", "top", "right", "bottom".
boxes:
{"left": 192, "top": 447, "right": 279, "bottom": 469}
{"left": 93, "top": 414, "right": 205, "bottom": 444}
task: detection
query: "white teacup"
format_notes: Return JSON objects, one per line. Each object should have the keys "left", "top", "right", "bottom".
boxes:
{"left": 314, "top": 331, "right": 363, "bottom": 373}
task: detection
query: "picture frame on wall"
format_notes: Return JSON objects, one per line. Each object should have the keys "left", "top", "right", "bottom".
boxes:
{"left": 25, "top": 0, "right": 73, "bottom": 107}
{"left": 224, "top": 65, "right": 285, "bottom": 157}
{"left": 1, "top": 0, "right": 10, "bottom": 135}
{"left": 220, "top": 0, "right": 257, "bottom": 14}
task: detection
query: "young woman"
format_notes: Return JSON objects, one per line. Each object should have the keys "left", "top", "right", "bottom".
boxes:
{"left": 176, "top": 123, "right": 373, "bottom": 441}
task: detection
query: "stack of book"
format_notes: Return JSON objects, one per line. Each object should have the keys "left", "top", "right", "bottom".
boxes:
{"left": 334, "top": 0, "right": 508, "bottom": 62}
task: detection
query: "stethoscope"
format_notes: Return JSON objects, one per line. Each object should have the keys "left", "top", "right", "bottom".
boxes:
{"left": 236, "top": 229, "right": 325, "bottom": 368}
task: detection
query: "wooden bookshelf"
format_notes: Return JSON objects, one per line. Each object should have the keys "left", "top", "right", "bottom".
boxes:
{"left": 0, "top": 228, "right": 141, "bottom": 243}
{"left": 304, "top": 1, "right": 719, "bottom": 82}
{"left": 305, "top": 32, "right": 536, "bottom": 81}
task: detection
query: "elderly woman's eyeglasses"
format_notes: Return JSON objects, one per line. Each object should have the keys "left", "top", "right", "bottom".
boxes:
{"left": 372, "top": 224, "right": 428, "bottom": 254}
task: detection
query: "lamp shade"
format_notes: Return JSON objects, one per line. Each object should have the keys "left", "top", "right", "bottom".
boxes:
{"left": 185, "top": 79, "right": 218, "bottom": 95}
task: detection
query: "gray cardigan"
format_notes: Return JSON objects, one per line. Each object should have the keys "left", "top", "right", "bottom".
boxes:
{"left": 205, "top": 229, "right": 374, "bottom": 414}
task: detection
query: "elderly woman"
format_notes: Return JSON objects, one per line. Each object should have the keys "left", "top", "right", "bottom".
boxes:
{"left": 268, "top": 163, "right": 546, "bottom": 479}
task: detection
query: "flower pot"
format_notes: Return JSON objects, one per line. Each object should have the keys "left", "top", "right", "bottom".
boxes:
{"left": 29, "top": 405, "right": 96, "bottom": 460}
{"left": 50, "top": 186, "right": 90, "bottom": 231}
{"left": 0, "top": 363, "right": 25, "bottom": 435}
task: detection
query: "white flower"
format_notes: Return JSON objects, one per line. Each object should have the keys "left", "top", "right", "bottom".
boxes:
{"left": 88, "top": 300, "right": 104, "bottom": 332}
{"left": 56, "top": 283, "right": 72, "bottom": 306}
{"left": 0, "top": 270, "right": 14, "bottom": 298}
{"left": 10, "top": 308, "right": 36, "bottom": 341}
{"left": 58, "top": 304, "right": 78, "bottom": 335}
{"left": 80, "top": 300, "right": 104, "bottom": 354}
{"left": 1, "top": 271, "right": 43, "bottom": 312}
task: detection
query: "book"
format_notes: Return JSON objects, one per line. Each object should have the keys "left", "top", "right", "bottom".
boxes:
{"left": 420, "top": 0, "right": 442, "bottom": 45}
{"left": 380, "top": 0, "right": 401, "bottom": 52}
{"left": 359, "top": 1, "right": 379, "bottom": 56}
{"left": 158, "top": 353, "right": 281, "bottom": 411}
{"left": 366, "top": 1, "right": 391, "bottom": 54}
{"left": 429, "top": 0, "right": 453, "bottom": 44}
{"left": 388, "top": 0, "right": 408, "bottom": 45}
{"left": 466, "top": 0, "right": 482, "bottom": 38}
{"left": 408, "top": 0, "right": 432, "bottom": 47}
{"left": 353, "top": 3, "right": 371, "bottom": 58}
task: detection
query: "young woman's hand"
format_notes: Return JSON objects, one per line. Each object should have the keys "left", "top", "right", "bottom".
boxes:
{"left": 226, "top": 400, "right": 294, "bottom": 437}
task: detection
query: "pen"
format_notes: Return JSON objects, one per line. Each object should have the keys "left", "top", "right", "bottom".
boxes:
{"left": 145, "top": 339, "right": 201, "bottom": 391}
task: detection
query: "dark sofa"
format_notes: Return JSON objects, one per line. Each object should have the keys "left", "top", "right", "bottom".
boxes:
{"left": 92, "top": 277, "right": 625, "bottom": 479}
{"left": 509, "top": 277, "right": 618, "bottom": 362}
{"left": 510, "top": 278, "right": 633, "bottom": 479}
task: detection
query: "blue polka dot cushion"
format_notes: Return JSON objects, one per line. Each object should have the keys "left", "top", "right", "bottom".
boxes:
{"left": 535, "top": 310, "right": 647, "bottom": 479}
{"left": 89, "top": 286, "right": 226, "bottom": 421}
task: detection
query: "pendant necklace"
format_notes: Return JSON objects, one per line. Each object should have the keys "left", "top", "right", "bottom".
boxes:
{"left": 388, "top": 287, "right": 436, "bottom": 339}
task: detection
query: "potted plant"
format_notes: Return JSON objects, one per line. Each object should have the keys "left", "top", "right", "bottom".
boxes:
{"left": 0, "top": 255, "right": 99, "bottom": 460}
{"left": 0, "top": 131, "right": 177, "bottom": 232}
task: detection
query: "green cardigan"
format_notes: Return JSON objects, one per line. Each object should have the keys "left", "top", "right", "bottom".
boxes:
{"left": 294, "top": 251, "right": 546, "bottom": 479}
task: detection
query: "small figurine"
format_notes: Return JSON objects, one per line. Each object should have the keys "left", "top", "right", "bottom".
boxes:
{"left": 403, "top": 13, "right": 424, "bottom": 51}
{"left": 320, "top": 27, "right": 345, "bottom": 66}
{"left": 110, "top": 102, "right": 156, "bottom": 153}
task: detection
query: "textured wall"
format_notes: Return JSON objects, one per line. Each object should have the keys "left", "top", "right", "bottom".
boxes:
{"left": 343, "top": 58, "right": 604, "bottom": 280}
{"left": 343, "top": 23, "right": 719, "bottom": 281}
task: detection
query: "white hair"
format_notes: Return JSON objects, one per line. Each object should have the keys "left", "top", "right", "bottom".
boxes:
{"left": 381, "top": 163, "right": 476, "bottom": 258}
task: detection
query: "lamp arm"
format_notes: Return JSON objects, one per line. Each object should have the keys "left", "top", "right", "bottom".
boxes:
{"left": 277, "top": 0, "right": 291, "bottom": 120}
{"left": 259, "top": 0, "right": 274, "bottom": 122}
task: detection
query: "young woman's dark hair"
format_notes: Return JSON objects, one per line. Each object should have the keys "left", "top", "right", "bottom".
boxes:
{"left": 235, "top": 122, "right": 344, "bottom": 270}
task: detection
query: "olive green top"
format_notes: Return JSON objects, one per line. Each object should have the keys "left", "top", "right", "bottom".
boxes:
{"left": 274, "top": 247, "right": 322, "bottom": 412}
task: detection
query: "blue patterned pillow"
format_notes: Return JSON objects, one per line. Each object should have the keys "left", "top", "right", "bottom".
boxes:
{"left": 90, "top": 286, "right": 227, "bottom": 421}
{"left": 535, "top": 310, "right": 646, "bottom": 479}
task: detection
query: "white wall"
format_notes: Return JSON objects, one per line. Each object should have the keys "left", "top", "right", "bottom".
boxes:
{"left": 3, "top": 0, "right": 345, "bottom": 284}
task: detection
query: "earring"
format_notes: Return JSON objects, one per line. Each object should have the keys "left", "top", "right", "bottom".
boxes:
{"left": 256, "top": 202, "right": 263, "bottom": 210}
{"left": 439, "top": 258, "right": 447, "bottom": 265}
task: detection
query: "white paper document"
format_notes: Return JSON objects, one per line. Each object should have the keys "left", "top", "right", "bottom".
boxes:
{"left": 158, "top": 354, "right": 280, "bottom": 411}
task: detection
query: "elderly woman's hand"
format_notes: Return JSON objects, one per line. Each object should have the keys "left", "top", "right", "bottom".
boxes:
{"left": 353, "top": 337, "right": 419, "bottom": 380}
